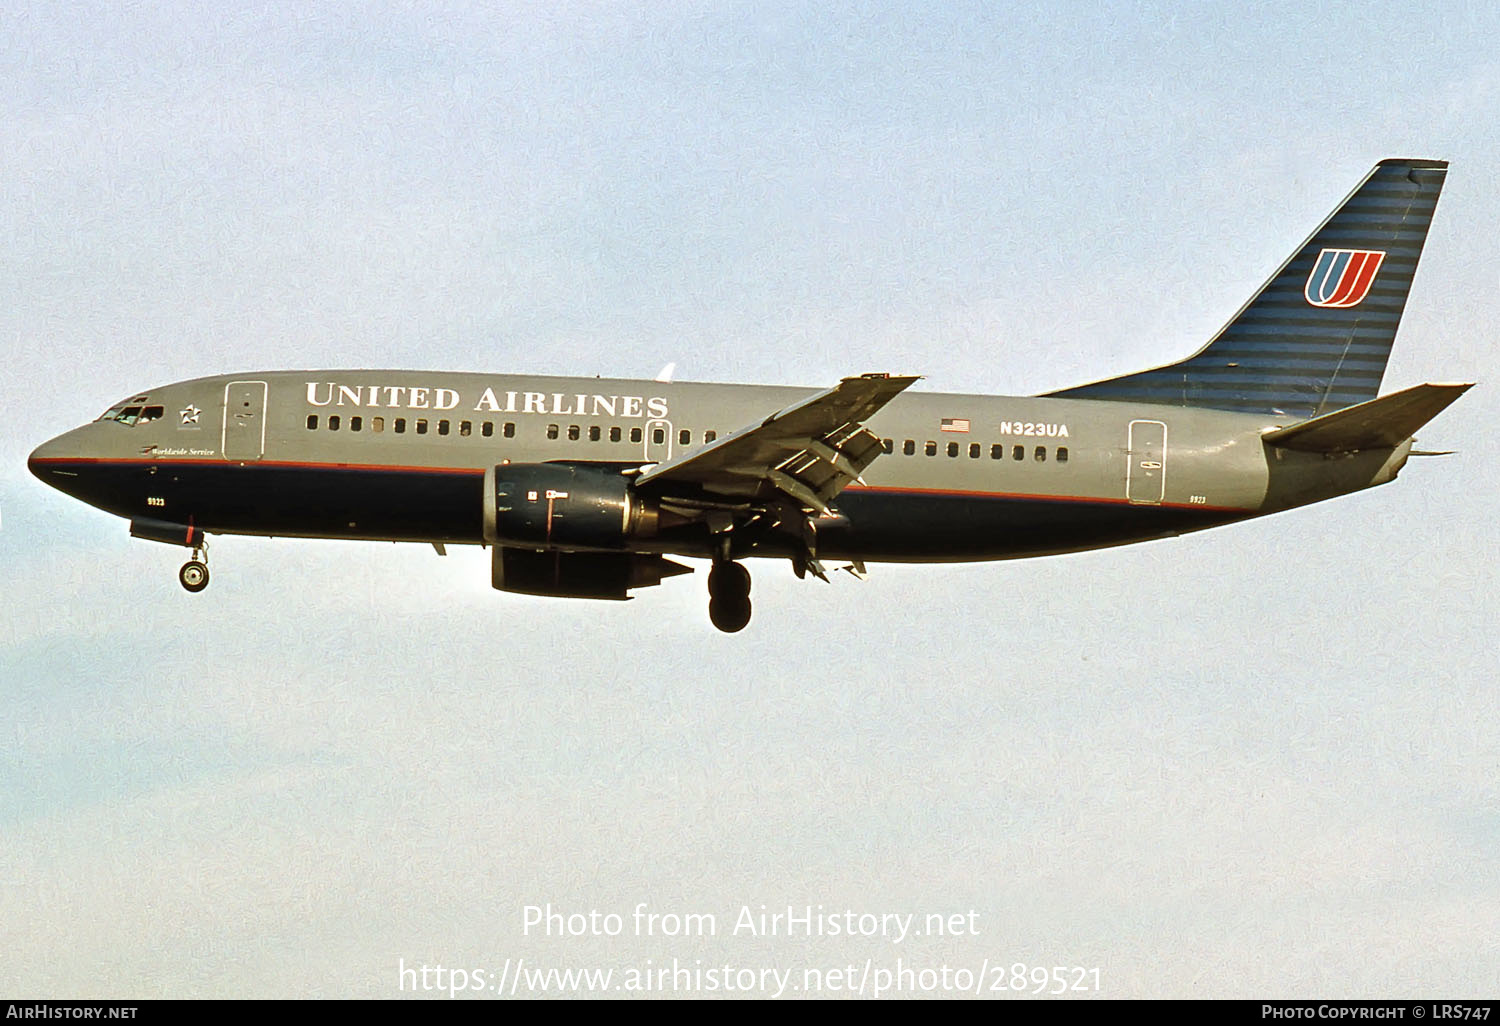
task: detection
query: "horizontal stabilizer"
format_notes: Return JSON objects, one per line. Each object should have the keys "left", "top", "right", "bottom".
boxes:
{"left": 1261, "top": 382, "right": 1473, "bottom": 453}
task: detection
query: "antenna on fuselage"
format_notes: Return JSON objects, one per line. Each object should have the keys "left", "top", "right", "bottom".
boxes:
{"left": 655, "top": 363, "right": 676, "bottom": 383}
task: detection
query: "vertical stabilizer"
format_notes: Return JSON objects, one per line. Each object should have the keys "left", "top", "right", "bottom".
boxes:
{"left": 1048, "top": 159, "right": 1448, "bottom": 419}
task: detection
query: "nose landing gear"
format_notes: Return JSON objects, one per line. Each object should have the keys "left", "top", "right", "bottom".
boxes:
{"left": 707, "top": 560, "right": 751, "bottom": 633}
{"left": 179, "top": 543, "right": 210, "bottom": 593}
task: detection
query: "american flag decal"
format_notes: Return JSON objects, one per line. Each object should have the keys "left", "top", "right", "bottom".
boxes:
{"left": 940, "top": 418, "right": 970, "bottom": 433}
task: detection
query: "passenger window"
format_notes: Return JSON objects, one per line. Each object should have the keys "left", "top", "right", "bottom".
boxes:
{"left": 947, "top": 442, "right": 959, "bottom": 457}
{"left": 395, "top": 418, "right": 406, "bottom": 434}
{"left": 631, "top": 427, "right": 643, "bottom": 444}
{"left": 547, "top": 424, "right": 559, "bottom": 440}
{"left": 1012, "top": 445, "right": 1024, "bottom": 461}
{"left": 306, "top": 415, "right": 318, "bottom": 430}
{"left": 589, "top": 425, "right": 601, "bottom": 442}
{"left": 329, "top": 415, "right": 340, "bottom": 431}
{"left": 1034, "top": 446, "right": 1046, "bottom": 462}
{"left": 415, "top": 419, "right": 427, "bottom": 435}
{"left": 503, "top": 422, "right": 515, "bottom": 438}
{"left": 351, "top": 416, "right": 362, "bottom": 432}
{"left": 969, "top": 443, "right": 980, "bottom": 459}
{"left": 567, "top": 425, "right": 580, "bottom": 441}
{"left": 652, "top": 428, "right": 665, "bottom": 445}
{"left": 481, "top": 421, "right": 493, "bottom": 438}
{"left": 433, "top": 420, "right": 445, "bottom": 436}
{"left": 990, "top": 443, "right": 1003, "bottom": 460}
{"left": 460, "top": 421, "right": 472, "bottom": 437}
{"left": 705, "top": 430, "right": 717, "bottom": 443}
{"left": 882, "top": 438, "right": 893, "bottom": 454}
{"left": 903, "top": 439, "right": 915, "bottom": 456}
{"left": 372, "top": 416, "right": 384, "bottom": 433}
{"left": 679, "top": 428, "right": 690, "bottom": 446}
{"left": 925, "top": 441, "right": 937, "bottom": 456}
{"left": 610, "top": 426, "right": 622, "bottom": 443}
{"left": 1057, "top": 447, "right": 1069, "bottom": 463}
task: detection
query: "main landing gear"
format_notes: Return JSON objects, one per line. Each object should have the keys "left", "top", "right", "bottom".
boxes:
{"left": 708, "top": 560, "right": 751, "bottom": 633}
{"left": 179, "top": 543, "right": 210, "bottom": 593}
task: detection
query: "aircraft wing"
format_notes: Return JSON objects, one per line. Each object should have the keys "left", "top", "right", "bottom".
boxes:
{"left": 634, "top": 373, "right": 919, "bottom": 514}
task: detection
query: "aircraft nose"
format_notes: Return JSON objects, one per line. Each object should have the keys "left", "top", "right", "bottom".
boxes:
{"left": 28, "top": 431, "right": 80, "bottom": 481}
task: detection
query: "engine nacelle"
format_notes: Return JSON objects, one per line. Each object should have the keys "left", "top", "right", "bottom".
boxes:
{"left": 483, "top": 463, "right": 658, "bottom": 551}
{"left": 492, "top": 547, "right": 691, "bottom": 600}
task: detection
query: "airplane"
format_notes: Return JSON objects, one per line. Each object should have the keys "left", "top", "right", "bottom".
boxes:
{"left": 28, "top": 158, "right": 1471, "bottom": 632}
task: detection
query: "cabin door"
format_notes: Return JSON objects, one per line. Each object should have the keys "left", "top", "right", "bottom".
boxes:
{"left": 1126, "top": 419, "right": 1166, "bottom": 504}
{"left": 223, "top": 381, "right": 268, "bottom": 461}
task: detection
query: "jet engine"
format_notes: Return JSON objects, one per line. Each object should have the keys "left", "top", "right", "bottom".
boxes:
{"left": 482, "top": 463, "right": 659, "bottom": 550}
{"left": 482, "top": 464, "right": 690, "bottom": 599}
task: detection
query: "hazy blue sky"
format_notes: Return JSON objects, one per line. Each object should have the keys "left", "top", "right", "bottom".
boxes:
{"left": 3, "top": 1, "right": 1497, "bottom": 998}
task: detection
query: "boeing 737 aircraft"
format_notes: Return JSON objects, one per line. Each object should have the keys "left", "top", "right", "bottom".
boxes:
{"left": 29, "top": 159, "right": 1470, "bottom": 631}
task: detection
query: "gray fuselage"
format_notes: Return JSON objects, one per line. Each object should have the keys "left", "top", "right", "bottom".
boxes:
{"left": 28, "top": 370, "right": 1412, "bottom": 564}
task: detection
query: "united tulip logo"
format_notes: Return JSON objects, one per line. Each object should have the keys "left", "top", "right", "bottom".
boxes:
{"left": 1304, "top": 248, "right": 1385, "bottom": 308}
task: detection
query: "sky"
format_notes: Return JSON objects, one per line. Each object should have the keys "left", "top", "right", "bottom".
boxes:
{"left": 2, "top": 0, "right": 1498, "bottom": 999}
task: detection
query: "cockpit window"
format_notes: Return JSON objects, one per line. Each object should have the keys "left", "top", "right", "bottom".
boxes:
{"left": 97, "top": 403, "right": 165, "bottom": 426}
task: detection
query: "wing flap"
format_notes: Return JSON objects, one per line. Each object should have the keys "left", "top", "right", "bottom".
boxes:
{"left": 636, "top": 373, "right": 918, "bottom": 510}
